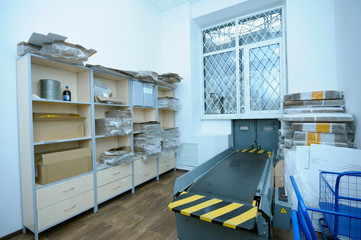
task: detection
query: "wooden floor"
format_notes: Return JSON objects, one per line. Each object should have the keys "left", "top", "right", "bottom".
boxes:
{"left": 10, "top": 170, "right": 293, "bottom": 240}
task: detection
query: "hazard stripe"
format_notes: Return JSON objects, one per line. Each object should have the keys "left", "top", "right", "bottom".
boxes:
{"left": 249, "top": 148, "right": 257, "bottom": 153}
{"left": 180, "top": 198, "right": 223, "bottom": 216}
{"left": 168, "top": 194, "right": 205, "bottom": 210}
{"left": 257, "top": 150, "right": 264, "bottom": 154}
{"left": 223, "top": 207, "right": 258, "bottom": 229}
{"left": 241, "top": 149, "right": 248, "bottom": 152}
{"left": 199, "top": 202, "right": 243, "bottom": 222}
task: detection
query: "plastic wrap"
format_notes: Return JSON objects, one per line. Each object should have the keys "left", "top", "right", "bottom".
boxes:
{"left": 284, "top": 139, "right": 293, "bottom": 149}
{"left": 134, "top": 122, "right": 163, "bottom": 156}
{"left": 94, "top": 79, "right": 112, "bottom": 98}
{"left": 137, "top": 71, "right": 158, "bottom": 81}
{"left": 133, "top": 121, "right": 160, "bottom": 133}
{"left": 293, "top": 131, "right": 348, "bottom": 143}
{"left": 291, "top": 122, "right": 354, "bottom": 133}
{"left": 105, "top": 109, "right": 131, "bottom": 118}
{"left": 95, "top": 118, "right": 132, "bottom": 136}
{"left": 293, "top": 141, "right": 348, "bottom": 148}
{"left": 283, "top": 99, "right": 345, "bottom": 108}
{"left": 278, "top": 129, "right": 294, "bottom": 139}
{"left": 284, "top": 107, "right": 344, "bottom": 114}
{"left": 162, "top": 128, "right": 181, "bottom": 152}
{"left": 284, "top": 90, "right": 343, "bottom": 101}
{"left": 158, "top": 73, "right": 182, "bottom": 83}
{"left": 158, "top": 97, "right": 182, "bottom": 111}
{"left": 99, "top": 146, "right": 134, "bottom": 165}
{"left": 17, "top": 42, "right": 41, "bottom": 56}
{"left": 40, "top": 42, "right": 92, "bottom": 65}
{"left": 160, "top": 150, "right": 176, "bottom": 160}
{"left": 283, "top": 113, "right": 354, "bottom": 122}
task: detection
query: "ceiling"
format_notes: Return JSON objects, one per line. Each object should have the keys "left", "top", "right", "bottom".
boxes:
{"left": 148, "top": 0, "right": 201, "bottom": 12}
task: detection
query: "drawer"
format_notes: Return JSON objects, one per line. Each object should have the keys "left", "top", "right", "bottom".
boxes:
{"left": 134, "top": 158, "right": 157, "bottom": 185}
{"left": 37, "top": 190, "right": 94, "bottom": 230}
{"left": 97, "top": 175, "right": 132, "bottom": 202}
{"left": 159, "top": 157, "right": 176, "bottom": 174}
{"left": 36, "top": 174, "right": 94, "bottom": 209}
{"left": 96, "top": 163, "right": 132, "bottom": 187}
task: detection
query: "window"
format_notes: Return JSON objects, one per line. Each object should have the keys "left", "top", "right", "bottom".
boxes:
{"left": 201, "top": 7, "right": 285, "bottom": 119}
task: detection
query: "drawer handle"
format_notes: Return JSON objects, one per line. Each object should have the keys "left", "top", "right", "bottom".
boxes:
{"left": 112, "top": 185, "right": 121, "bottom": 190}
{"left": 144, "top": 173, "right": 150, "bottom": 177}
{"left": 112, "top": 171, "right": 121, "bottom": 175}
{"left": 62, "top": 187, "right": 75, "bottom": 192}
{"left": 62, "top": 204, "right": 76, "bottom": 211}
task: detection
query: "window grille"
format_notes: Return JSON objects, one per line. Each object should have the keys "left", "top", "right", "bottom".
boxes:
{"left": 202, "top": 7, "right": 285, "bottom": 119}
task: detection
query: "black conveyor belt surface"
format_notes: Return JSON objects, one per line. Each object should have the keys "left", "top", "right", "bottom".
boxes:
{"left": 187, "top": 151, "right": 268, "bottom": 205}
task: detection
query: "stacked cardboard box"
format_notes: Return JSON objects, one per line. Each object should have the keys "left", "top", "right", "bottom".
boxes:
{"left": 133, "top": 122, "right": 163, "bottom": 160}
{"left": 95, "top": 109, "right": 132, "bottom": 136}
{"left": 280, "top": 90, "right": 355, "bottom": 149}
{"left": 276, "top": 90, "right": 356, "bottom": 187}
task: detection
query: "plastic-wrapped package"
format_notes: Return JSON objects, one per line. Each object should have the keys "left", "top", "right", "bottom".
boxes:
{"left": 278, "top": 129, "right": 294, "bottom": 139}
{"left": 162, "top": 128, "right": 181, "bottom": 152}
{"left": 158, "top": 73, "right": 182, "bottom": 83}
{"left": 283, "top": 113, "right": 354, "bottom": 122}
{"left": 40, "top": 41, "right": 93, "bottom": 65}
{"left": 105, "top": 109, "right": 131, "bottom": 118}
{"left": 134, "top": 122, "right": 163, "bottom": 156}
{"left": 94, "top": 80, "right": 112, "bottom": 98}
{"left": 95, "top": 118, "right": 132, "bottom": 136}
{"left": 133, "top": 121, "right": 160, "bottom": 133}
{"left": 284, "top": 90, "right": 343, "bottom": 101}
{"left": 160, "top": 150, "right": 176, "bottom": 160}
{"left": 137, "top": 71, "right": 158, "bottom": 81}
{"left": 154, "top": 79, "right": 177, "bottom": 89}
{"left": 17, "top": 42, "right": 41, "bottom": 56}
{"left": 293, "top": 141, "right": 348, "bottom": 148}
{"left": 284, "top": 107, "right": 344, "bottom": 114}
{"left": 284, "top": 139, "right": 294, "bottom": 149}
{"left": 158, "top": 97, "right": 182, "bottom": 111}
{"left": 291, "top": 122, "right": 354, "bottom": 133}
{"left": 99, "top": 146, "right": 134, "bottom": 165}
{"left": 284, "top": 99, "right": 345, "bottom": 108}
{"left": 293, "top": 131, "right": 348, "bottom": 143}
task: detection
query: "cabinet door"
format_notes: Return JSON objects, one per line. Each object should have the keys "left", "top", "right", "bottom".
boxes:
{"left": 143, "top": 83, "right": 155, "bottom": 107}
{"left": 132, "top": 81, "right": 144, "bottom": 106}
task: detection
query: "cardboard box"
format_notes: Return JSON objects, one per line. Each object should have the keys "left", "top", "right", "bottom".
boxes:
{"left": 36, "top": 147, "right": 92, "bottom": 185}
{"left": 275, "top": 160, "right": 285, "bottom": 188}
{"left": 33, "top": 113, "right": 85, "bottom": 142}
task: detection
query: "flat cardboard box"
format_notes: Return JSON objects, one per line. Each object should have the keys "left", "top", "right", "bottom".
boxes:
{"left": 36, "top": 147, "right": 92, "bottom": 185}
{"left": 95, "top": 96, "right": 124, "bottom": 104}
{"left": 275, "top": 160, "right": 285, "bottom": 188}
{"left": 33, "top": 113, "right": 85, "bottom": 142}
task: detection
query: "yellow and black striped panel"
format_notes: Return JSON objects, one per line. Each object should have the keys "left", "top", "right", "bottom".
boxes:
{"left": 169, "top": 192, "right": 258, "bottom": 230}
{"left": 240, "top": 149, "right": 271, "bottom": 158}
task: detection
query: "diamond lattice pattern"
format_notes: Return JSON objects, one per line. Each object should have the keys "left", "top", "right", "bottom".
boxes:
{"left": 249, "top": 43, "right": 281, "bottom": 111}
{"left": 204, "top": 51, "right": 237, "bottom": 115}
{"left": 203, "top": 22, "right": 236, "bottom": 54}
{"left": 239, "top": 9, "right": 282, "bottom": 45}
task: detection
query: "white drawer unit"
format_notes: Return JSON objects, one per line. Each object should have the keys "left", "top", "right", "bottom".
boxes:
{"left": 36, "top": 174, "right": 94, "bottom": 209}
{"left": 97, "top": 175, "right": 132, "bottom": 202}
{"left": 159, "top": 157, "right": 176, "bottom": 175}
{"left": 37, "top": 190, "right": 94, "bottom": 230}
{"left": 134, "top": 158, "right": 157, "bottom": 185}
{"left": 96, "top": 163, "right": 132, "bottom": 187}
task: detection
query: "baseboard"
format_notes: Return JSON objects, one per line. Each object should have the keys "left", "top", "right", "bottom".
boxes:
{"left": 0, "top": 229, "right": 23, "bottom": 240}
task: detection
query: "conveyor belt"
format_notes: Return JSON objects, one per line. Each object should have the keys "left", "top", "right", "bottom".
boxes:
{"left": 187, "top": 150, "right": 268, "bottom": 205}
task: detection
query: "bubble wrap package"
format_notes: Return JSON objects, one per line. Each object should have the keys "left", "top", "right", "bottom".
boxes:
{"left": 283, "top": 99, "right": 345, "bottom": 108}
{"left": 284, "top": 107, "right": 344, "bottom": 114}
{"left": 158, "top": 97, "right": 181, "bottom": 111}
{"left": 134, "top": 122, "right": 163, "bottom": 156}
{"left": 162, "top": 128, "right": 181, "bottom": 152}
{"left": 283, "top": 113, "right": 354, "bottom": 123}
{"left": 291, "top": 123, "right": 354, "bottom": 133}
{"left": 99, "top": 146, "right": 134, "bottom": 165}
{"left": 95, "top": 117, "right": 132, "bottom": 136}
{"left": 293, "top": 131, "right": 348, "bottom": 143}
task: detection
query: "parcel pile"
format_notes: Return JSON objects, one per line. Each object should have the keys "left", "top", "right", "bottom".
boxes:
{"left": 133, "top": 122, "right": 163, "bottom": 160}
{"left": 278, "top": 90, "right": 355, "bottom": 161}
{"left": 95, "top": 109, "right": 132, "bottom": 136}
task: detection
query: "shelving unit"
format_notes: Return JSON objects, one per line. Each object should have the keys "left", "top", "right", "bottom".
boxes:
{"left": 17, "top": 54, "right": 178, "bottom": 240}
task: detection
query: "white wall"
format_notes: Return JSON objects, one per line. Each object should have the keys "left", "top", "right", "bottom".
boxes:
{"left": 286, "top": 0, "right": 338, "bottom": 93}
{"left": 334, "top": 0, "right": 361, "bottom": 148}
{"left": 0, "top": 0, "right": 162, "bottom": 237}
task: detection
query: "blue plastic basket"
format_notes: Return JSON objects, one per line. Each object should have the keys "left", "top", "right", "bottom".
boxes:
{"left": 290, "top": 171, "right": 361, "bottom": 240}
